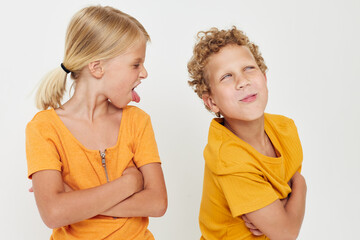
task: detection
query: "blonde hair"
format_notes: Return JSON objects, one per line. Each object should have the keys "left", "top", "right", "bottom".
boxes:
{"left": 187, "top": 26, "right": 267, "bottom": 116}
{"left": 36, "top": 5, "right": 150, "bottom": 110}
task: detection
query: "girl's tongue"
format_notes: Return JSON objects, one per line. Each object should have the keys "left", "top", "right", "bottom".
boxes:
{"left": 132, "top": 90, "right": 140, "bottom": 103}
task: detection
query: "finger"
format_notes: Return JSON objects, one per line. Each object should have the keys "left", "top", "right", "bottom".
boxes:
{"left": 63, "top": 183, "right": 73, "bottom": 192}
{"left": 250, "top": 228, "right": 264, "bottom": 236}
{"left": 244, "top": 221, "right": 257, "bottom": 230}
{"left": 241, "top": 214, "right": 249, "bottom": 222}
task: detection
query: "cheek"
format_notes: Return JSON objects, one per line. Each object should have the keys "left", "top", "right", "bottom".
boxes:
{"left": 214, "top": 87, "right": 233, "bottom": 100}
{"left": 112, "top": 77, "right": 127, "bottom": 89}
{"left": 253, "top": 79, "right": 267, "bottom": 93}
{"left": 260, "top": 86, "right": 269, "bottom": 108}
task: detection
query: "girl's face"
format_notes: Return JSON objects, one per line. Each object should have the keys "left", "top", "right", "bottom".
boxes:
{"left": 101, "top": 39, "right": 148, "bottom": 108}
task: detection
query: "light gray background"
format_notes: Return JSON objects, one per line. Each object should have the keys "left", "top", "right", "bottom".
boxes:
{"left": 1, "top": 0, "right": 359, "bottom": 239}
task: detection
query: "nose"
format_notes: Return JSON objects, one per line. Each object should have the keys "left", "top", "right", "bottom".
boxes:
{"left": 235, "top": 75, "right": 250, "bottom": 89}
{"left": 140, "top": 65, "right": 148, "bottom": 79}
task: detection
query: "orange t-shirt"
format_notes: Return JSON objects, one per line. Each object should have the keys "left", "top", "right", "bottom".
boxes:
{"left": 199, "top": 113, "right": 303, "bottom": 240}
{"left": 26, "top": 106, "right": 161, "bottom": 240}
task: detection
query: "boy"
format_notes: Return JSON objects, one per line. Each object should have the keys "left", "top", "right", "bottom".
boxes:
{"left": 187, "top": 27, "right": 306, "bottom": 240}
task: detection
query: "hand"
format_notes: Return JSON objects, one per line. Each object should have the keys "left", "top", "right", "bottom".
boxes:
{"left": 122, "top": 166, "right": 144, "bottom": 193}
{"left": 242, "top": 214, "right": 264, "bottom": 236}
{"left": 63, "top": 183, "right": 73, "bottom": 192}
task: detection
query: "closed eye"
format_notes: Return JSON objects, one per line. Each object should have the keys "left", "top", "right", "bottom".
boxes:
{"left": 244, "top": 66, "right": 255, "bottom": 71}
{"left": 220, "top": 73, "right": 232, "bottom": 81}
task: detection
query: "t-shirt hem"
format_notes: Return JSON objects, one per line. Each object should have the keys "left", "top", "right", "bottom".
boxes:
{"left": 135, "top": 159, "right": 161, "bottom": 168}
{"left": 230, "top": 194, "right": 279, "bottom": 218}
{"left": 28, "top": 167, "right": 62, "bottom": 179}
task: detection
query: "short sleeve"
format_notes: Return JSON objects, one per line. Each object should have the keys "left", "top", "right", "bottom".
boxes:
{"left": 217, "top": 172, "right": 279, "bottom": 217}
{"left": 132, "top": 115, "right": 160, "bottom": 168}
{"left": 25, "top": 121, "right": 62, "bottom": 179}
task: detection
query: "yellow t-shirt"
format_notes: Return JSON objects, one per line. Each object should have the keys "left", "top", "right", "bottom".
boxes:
{"left": 26, "top": 106, "right": 160, "bottom": 240}
{"left": 199, "top": 113, "right": 303, "bottom": 240}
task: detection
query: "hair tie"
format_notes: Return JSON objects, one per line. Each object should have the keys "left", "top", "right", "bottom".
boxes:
{"left": 61, "top": 63, "right": 71, "bottom": 74}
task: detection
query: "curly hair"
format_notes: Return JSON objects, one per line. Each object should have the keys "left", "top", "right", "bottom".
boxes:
{"left": 187, "top": 26, "right": 268, "bottom": 114}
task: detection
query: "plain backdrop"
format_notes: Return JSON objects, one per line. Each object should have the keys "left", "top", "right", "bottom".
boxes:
{"left": 1, "top": 0, "right": 359, "bottom": 239}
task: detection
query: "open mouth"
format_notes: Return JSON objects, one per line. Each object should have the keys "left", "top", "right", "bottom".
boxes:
{"left": 131, "top": 82, "right": 141, "bottom": 103}
{"left": 240, "top": 93, "right": 257, "bottom": 102}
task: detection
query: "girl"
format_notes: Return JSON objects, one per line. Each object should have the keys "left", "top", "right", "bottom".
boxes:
{"left": 26, "top": 5, "right": 167, "bottom": 240}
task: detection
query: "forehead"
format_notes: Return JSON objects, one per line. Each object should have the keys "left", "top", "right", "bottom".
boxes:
{"left": 204, "top": 44, "right": 256, "bottom": 77}
{"left": 103, "top": 39, "right": 147, "bottom": 66}
{"left": 123, "top": 39, "right": 147, "bottom": 58}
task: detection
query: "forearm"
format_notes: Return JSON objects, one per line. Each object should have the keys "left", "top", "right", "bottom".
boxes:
{"left": 34, "top": 174, "right": 137, "bottom": 228}
{"left": 245, "top": 174, "right": 307, "bottom": 240}
{"left": 283, "top": 175, "right": 307, "bottom": 237}
{"left": 100, "top": 187, "right": 167, "bottom": 218}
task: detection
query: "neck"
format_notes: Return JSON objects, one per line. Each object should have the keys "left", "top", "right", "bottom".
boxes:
{"left": 60, "top": 76, "right": 110, "bottom": 122}
{"left": 224, "top": 115, "right": 267, "bottom": 149}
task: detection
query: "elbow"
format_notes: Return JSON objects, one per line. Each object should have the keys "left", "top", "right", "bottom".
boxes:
{"left": 151, "top": 194, "right": 168, "bottom": 217}
{"left": 288, "top": 228, "right": 300, "bottom": 240}
{"left": 40, "top": 206, "right": 66, "bottom": 229}
{"left": 282, "top": 233, "right": 299, "bottom": 240}
{"left": 278, "top": 227, "right": 300, "bottom": 240}
{"left": 44, "top": 220, "right": 61, "bottom": 230}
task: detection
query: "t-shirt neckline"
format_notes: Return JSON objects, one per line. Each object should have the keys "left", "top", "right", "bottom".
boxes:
{"left": 49, "top": 107, "right": 126, "bottom": 153}
{"left": 212, "top": 115, "right": 283, "bottom": 163}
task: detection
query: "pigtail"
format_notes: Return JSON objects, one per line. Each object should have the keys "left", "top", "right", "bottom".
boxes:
{"left": 35, "top": 66, "right": 67, "bottom": 110}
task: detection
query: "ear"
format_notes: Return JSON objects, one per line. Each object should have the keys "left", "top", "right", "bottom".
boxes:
{"left": 264, "top": 73, "right": 267, "bottom": 83}
{"left": 202, "top": 93, "right": 220, "bottom": 114}
{"left": 88, "top": 60, "right": 104, "bottom": 79}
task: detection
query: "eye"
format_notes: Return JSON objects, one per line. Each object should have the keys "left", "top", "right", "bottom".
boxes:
{"left": 133, "top": 63, "right": 140, "bottom": 68}
{"left": 220, "top": 73, "right": 232, "bottom": 81}
{"left": 244, "top": 66, "right": 255, "bottom": 71}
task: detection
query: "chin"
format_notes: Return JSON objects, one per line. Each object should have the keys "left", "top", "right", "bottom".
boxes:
{"left": 227, "top": 111, "right": 265, "bottom": 122}
{"left": 111, "top": 101, "right": 129, "bottom": 109}
{"left": 245, "top": 113, "right": 265, "bottom": 121}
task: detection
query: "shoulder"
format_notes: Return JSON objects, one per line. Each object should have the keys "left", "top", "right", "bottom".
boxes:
{"left": 265, "top": 113, "right": 300, "bottom": 141}
{"left": 264, "top": 113, "right": 296, "bottom": 129}
{"left": 123, "top": 106, "right": 154, "bottom": 137}
{"left": 26, "top": 109, "right": 61, "bottom": 143}
{"left": 29, "top": 109, "right": 55, "bottom": 122}
{"left": 26, "top": 109, "right": 57, "bottom": 132}
{"left": 205, "top": 118, "right": 253, "bottom": 175}
{"left": 124, "top": 105, "right": 150, "bottom": 121}
{"left": 264, "top": 113, "right": 299, "bottom": 138}
{"left": 265, "top": 113, "right": 303, "bottom": 169}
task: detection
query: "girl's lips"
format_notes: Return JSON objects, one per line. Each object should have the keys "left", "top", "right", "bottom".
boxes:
{"left": 240, "top": 93, "right": 257, "bottom": 102}
{"left": 131, "top": 82, "right": 141, "bottom": 103}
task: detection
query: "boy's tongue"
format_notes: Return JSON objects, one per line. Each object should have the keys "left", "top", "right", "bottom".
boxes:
{"left": 132, "top": 90, "right": 140, "bottom": 103}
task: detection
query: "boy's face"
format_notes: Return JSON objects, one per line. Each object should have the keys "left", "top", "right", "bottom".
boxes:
{"left": 203, "top": 44, "right": 268, "bottom": 121}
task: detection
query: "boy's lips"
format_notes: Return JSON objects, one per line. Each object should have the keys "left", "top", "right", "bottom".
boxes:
{"left": 240, "top": 93, "right": 257, "bottom": 102}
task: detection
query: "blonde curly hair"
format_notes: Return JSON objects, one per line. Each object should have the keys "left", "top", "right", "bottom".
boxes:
{"left": 187, "top": 26, "right": 268, "bottom": 114}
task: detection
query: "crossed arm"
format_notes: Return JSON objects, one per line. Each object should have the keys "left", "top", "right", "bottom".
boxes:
{"left": 241, "top": 172, "right": 307, "bottom": 240}
{"left": 99, "top": 163, "right": 167, "bottom": 218}
{"left": 31, "top": 163, "right": 167, "bottom": 229}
